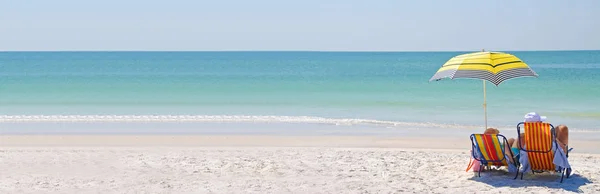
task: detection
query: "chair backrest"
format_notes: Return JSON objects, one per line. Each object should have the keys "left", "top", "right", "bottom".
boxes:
{"left": 517, "top": 122, "right": 556, "bottom": 171}
{"left": 470, "top": 134, "right": 509, "bottom": 167}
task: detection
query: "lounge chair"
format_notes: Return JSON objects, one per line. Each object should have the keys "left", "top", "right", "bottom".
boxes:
{"left": 514, "top": 122, "right": 571, "bottom": 183}
{"left": 468, "top": 133, "right": 517, "bottom": 177}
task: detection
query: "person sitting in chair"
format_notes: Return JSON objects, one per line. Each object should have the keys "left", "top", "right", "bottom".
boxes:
{"left": 483, "top": 127, "right": 518, "bottom": 166}
{"left": 510, "top": 112, "right": 572, "bottom": 175}
{"left": 511, "top": 112, "right": 570, "bottom": 154}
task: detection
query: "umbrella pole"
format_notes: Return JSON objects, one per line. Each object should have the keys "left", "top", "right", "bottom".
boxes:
{"left": 483, "top": 80, "right": 488, "bottom": 130}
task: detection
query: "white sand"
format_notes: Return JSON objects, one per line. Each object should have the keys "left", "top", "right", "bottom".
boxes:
{"left": 1, "top": 135, "right": 599, "bottom": 193}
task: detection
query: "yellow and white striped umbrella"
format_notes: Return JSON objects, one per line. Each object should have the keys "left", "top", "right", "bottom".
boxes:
{"left": 429, "top": 51, "right": 538, "bottom": 86}
{"left": 429, "top": 51, "right": 538, "bottom": 129}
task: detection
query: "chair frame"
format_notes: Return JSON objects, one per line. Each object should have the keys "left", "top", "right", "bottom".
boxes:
{"left": 469, "top": 133, "right": 516, "bottom": 177}
{"left": 514, "top": 122, "right": 570, "bottom": 183}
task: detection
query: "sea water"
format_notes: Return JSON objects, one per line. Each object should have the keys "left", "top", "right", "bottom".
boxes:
{"left": 0, "top": 51, "right": 598, "bottom": 134}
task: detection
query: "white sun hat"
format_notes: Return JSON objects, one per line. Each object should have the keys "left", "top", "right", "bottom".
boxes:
{"left": 524, "top": 112, "right": 547, "bottom": 122}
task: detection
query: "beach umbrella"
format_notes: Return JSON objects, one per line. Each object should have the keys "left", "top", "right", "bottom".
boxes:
{"left": 429, "top": 50, "right": 538, "bottom": 129}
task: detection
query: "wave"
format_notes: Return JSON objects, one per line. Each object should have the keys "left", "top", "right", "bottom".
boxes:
{"left": 1, "top": 115, "right": 597, "bottom": 132}
{"left": 0, "top": 115, "right": 478, "bottom": 128}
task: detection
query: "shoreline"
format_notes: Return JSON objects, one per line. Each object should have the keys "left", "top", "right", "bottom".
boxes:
{"left": 2, "top": 134, "right": 600, "bottom": 154}
{"left": 0, "top": 135, "right": 469, "bottom": 148}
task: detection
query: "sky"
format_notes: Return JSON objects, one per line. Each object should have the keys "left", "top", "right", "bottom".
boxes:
{"left": 1, "top": 0, "right": 599, "bottom": 51}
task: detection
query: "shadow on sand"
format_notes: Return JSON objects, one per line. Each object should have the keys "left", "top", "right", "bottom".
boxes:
{"left": 468, "top": 170, "right": 592, "bottom": 193}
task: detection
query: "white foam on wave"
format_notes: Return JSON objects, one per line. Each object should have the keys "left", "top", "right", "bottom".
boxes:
{"left": 0, "top": 115, "right": 477, "bottom": 129}
{"left": 2, "top": 115, "right": 597, "bottom": 132}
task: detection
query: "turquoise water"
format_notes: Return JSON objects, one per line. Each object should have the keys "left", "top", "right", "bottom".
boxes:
{"left": 0, "top": 51, "right": 599, "bottom": 131}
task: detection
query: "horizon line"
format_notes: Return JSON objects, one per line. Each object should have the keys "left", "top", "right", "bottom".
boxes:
{"left": 1, "top": 49, "right": 599, "bottom": 52}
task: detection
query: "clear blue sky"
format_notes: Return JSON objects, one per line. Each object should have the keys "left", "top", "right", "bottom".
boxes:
{"left": 1, "top": 0, "right": 599, "bottom": 51}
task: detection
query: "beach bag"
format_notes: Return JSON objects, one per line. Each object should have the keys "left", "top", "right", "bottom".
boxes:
{"left": 466, "top": 150, "right": 482, "bottom": 172}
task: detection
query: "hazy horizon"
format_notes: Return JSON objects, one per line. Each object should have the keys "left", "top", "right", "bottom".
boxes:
{"left": 2, "top": 49, "right": 599, "bottom": 52}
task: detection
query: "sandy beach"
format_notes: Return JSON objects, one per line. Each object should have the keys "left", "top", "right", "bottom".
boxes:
{"left": 1, "top": 135, "right": 599, "bottom": 194}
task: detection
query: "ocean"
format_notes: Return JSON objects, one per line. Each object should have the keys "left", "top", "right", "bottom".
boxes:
{"left": 0, "top": 51, "right": 599, "bottom": 134}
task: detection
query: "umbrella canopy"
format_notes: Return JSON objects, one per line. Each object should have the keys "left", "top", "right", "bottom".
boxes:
{"left": 428, "top": 51, "right": 538, "bottom": 129}
{"left": 429, "top": 51, "right": 538, "bottom": 86}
